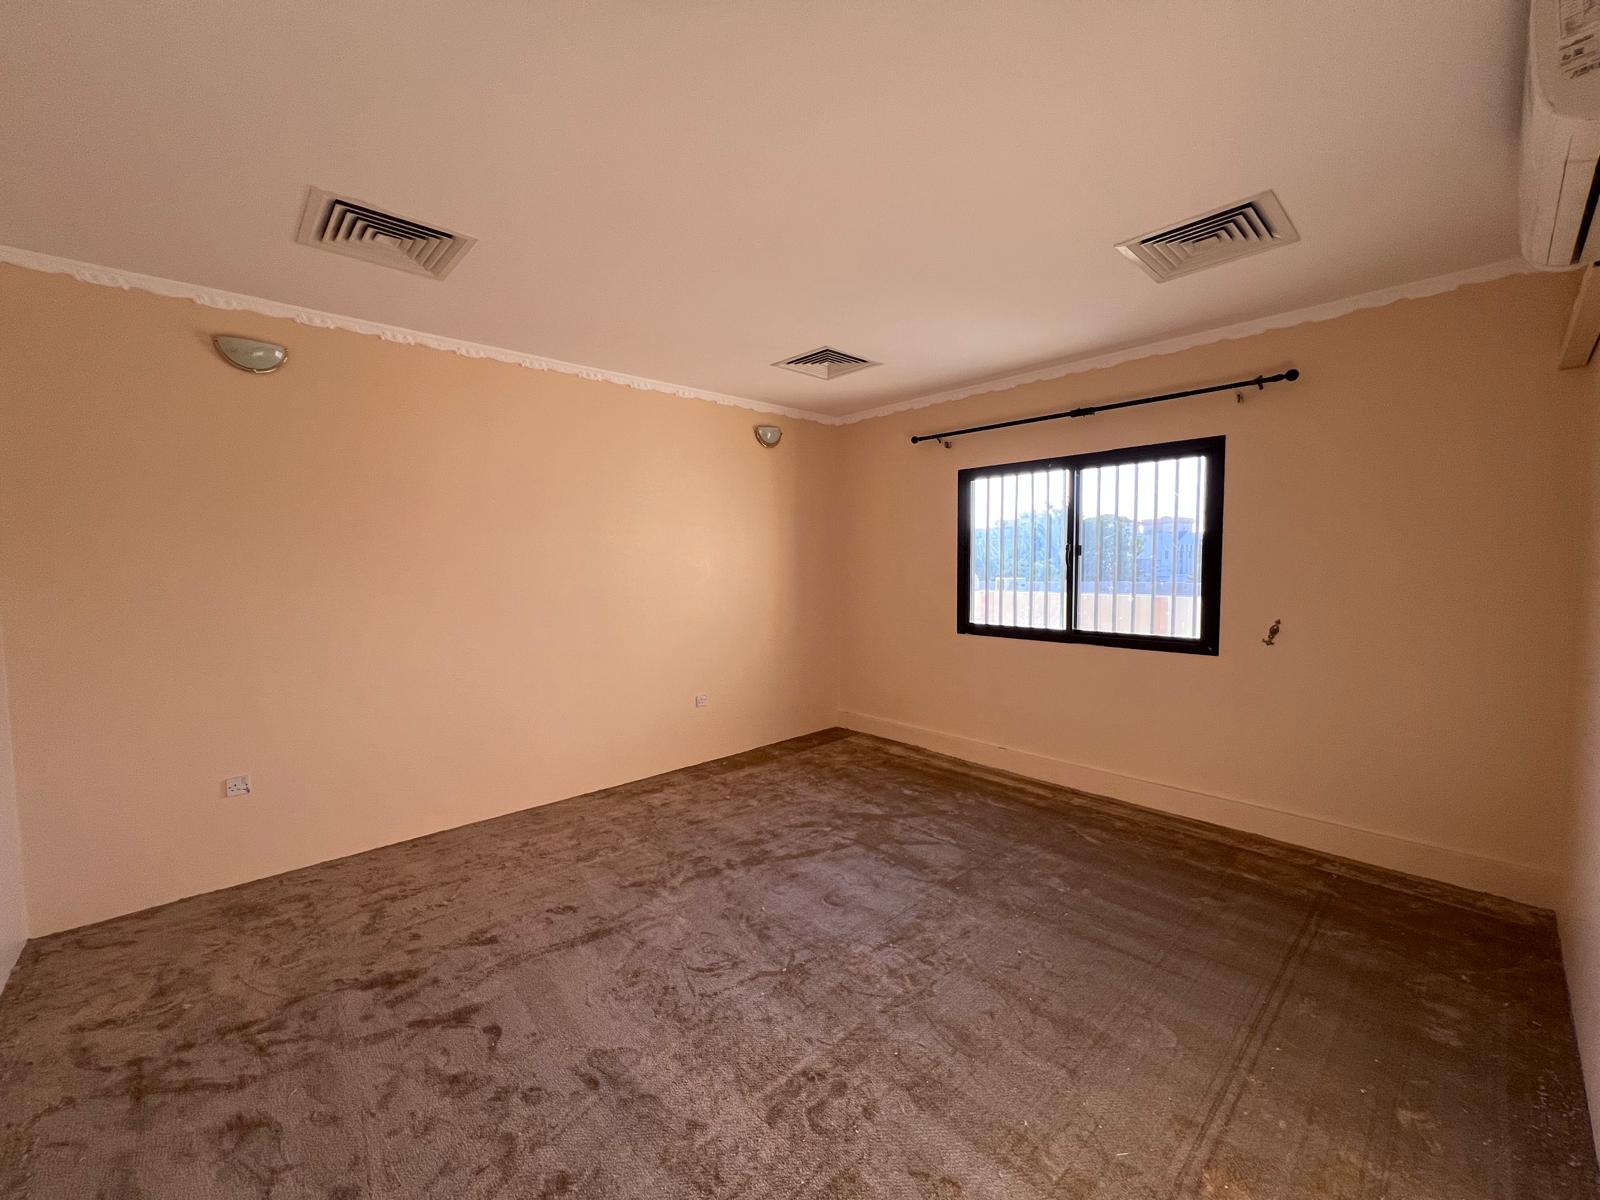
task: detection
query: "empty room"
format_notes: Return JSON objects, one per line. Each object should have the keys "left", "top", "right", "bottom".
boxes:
{"left": 9, "top": 2, "right": 1600, "bottom": 1197}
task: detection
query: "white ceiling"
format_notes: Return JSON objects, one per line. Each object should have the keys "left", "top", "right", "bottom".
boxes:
{"left": 1, "top": 1, "right": 1528, "bottom": 417}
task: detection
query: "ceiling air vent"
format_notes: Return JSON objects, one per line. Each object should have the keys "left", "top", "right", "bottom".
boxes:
{"left": 772, "top": 346, "right": 879, "bottom": 380}
{"left": 295, "top": 187, "right": 476, "bottom": 280}
{"left": 1116, "top": 190, "right": 1298, "bottom": 282}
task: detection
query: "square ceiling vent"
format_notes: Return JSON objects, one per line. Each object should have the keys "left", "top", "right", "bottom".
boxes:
{"left": 772, "top": 346, "right": 879, "bottom": 380}
{"left": 295, "top": 187, "right": 476, "bottom": 280}
{"left": 1116, "top": 190, "right": 1298, "bottom": 282}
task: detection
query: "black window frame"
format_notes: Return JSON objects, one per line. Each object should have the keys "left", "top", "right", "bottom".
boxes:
{"left": 955, "top": 435, "right": 1225, "bottom": 655}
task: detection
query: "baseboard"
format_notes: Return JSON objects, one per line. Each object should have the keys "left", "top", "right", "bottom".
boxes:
{"left": 839, "top": 711, "right": 1562, "bottom": 909}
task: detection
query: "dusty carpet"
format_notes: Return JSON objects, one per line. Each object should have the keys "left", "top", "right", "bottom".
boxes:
{"left": 0, "top": 729, "right": 1594, "bottom": 1198}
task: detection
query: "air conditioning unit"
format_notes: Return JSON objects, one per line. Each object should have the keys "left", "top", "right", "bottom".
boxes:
{"left": 1521, "top": 0, "right": 1600, "bottom": 268}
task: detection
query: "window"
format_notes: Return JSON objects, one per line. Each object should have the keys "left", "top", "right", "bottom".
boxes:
{"left": 956, "top": 436, "right": 1224, "bottom": 654}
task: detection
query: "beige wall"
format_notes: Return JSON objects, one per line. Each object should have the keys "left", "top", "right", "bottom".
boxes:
{"left": 837, "top": 271, "right": 1590, "bottom": 906}
{"left": 3, "top": 262, "right": 1594, "bottom": 938}
{"left": 1562, "top": 357, "right": 1600, "bottom": 1150}
{"left": 0, "top": 266, "right": 840, "bottom": 934}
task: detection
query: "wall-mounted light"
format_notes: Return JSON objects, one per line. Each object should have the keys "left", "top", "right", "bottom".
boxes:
{"left": 213, "top": 335, "right": 287, "bottom": 374}
{"left": 753, "top": 424, "right": 782, "bottom": 448}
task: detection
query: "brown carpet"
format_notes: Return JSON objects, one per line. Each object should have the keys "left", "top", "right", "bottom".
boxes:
{"left": 0, "top": 729, "right": 1594, "bottom": 1198}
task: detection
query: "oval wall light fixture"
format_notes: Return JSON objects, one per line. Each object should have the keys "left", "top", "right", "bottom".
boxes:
{"left": 213, "top": 335, "right": 288, "bottom": 374}
{"left": 753, "top": 424, "right": 782, "bottom": 448}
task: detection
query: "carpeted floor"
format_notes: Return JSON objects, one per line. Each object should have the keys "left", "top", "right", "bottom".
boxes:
{"left": 0, "top": 729, "right": 1594, "bottom": 1198}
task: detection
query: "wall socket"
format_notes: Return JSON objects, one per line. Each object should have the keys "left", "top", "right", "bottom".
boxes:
{"left": 224, "top": 774, "right": 252, "bottom": 798}
{"left": 694, "top": 694, "right": 709, "bottom": 708}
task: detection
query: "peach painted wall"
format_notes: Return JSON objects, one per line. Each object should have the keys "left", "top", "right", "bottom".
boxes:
{"left": 837, "top": 271, "right": 1590, "bottom": 906}
{"left": 0, "top": 265, "right": 840, "bottom": 934}
{"left": 1561, "top": 359, "right": 1600, "bottom": 1149}
{"left": 2, "top": 261, "right": 1593, "bottom": 939}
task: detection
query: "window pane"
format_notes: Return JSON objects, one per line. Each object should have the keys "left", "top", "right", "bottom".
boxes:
{"left": 966, "top": 464, "right": 1069, "bottom": 631}
{"left": 1074, "top": 452, "right": 1207, "bottom": 640}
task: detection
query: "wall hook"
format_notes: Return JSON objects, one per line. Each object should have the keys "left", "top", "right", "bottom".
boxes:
{"left": 1262, "top": 618, "right": 1282, "bottom": 646}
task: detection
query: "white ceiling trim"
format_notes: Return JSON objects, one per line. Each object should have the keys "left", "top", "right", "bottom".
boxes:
{"left": 0, "top": 243, "right": 827, "bottom": 425}
{"left": 833, "top": 257, "right": 1546, "bottom": 425}
{"left": 0, "top": 244, "right": 1546, "bottom": 427}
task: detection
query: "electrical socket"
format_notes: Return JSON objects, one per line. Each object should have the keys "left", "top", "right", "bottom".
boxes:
{"left": 694, "top": 694, "right": 709, "bottom": 708}
{"left": 224, "top": 774, "right": 252, "bottom": 798}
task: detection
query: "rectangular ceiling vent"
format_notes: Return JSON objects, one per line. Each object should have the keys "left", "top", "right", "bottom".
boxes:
{"left": 1116, "top": 190, "right": 1299, "bottom": 283}
{"left": 295, "top": 187, "right": 476, "bottom": 280}
{"left": 772, "top": 346, "right": 879, "bottom": 380}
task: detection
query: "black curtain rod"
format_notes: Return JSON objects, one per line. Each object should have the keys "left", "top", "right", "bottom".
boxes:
{"left": 909, "top": 368, "right": 1301, "bottom": 445}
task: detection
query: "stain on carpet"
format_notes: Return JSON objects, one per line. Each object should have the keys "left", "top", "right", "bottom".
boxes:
{"left": 0, "top": 729, "right": 1594, "bottom": 1198}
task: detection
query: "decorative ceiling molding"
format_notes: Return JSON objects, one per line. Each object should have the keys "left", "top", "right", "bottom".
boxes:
{"left": 831, "top": 257, "right": 1546, "bottom": 425}
{"left": 0, "top": 244, "right": 1544, "bottom": 427}
{"left": 0, "top": 243, "right": 825, "bottom": 424}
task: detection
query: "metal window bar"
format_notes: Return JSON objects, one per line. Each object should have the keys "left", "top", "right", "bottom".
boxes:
{"left": 1016, "top": 472, "right": 1025, "bottom": 626}
{"left": 995, "top": 476, "right": 1005, "bottom": 627}
{"left": 1095, "top": 467, "right": 1107, "bottom": 632}
{"left": 1111, "top": 463, "right": 1123, "bottom": 634}
{"left": 993, "top": 474, "right": 1002, "bottom": 626}
{"left": 1045, "top": 470, "right": 1056, "bottom": 629}
{"left": 987, "top": 475, "right": 997, "bottom": 625}
{"left": 1166, "top": 459, "right": 1179, "bottom": 637}
{"left": 1134, "top": 459, "right": 1147, "bottom": 634}
{"left": 1017, "top": 473, "right": 1028, "bottom": 627}
{"left": 1025, "top": 470, "right": 1036, "bottom": 627}
{"left": 1129, "top": 462, "right": 1140, "bottom": 633}
{"left": 1192, "top": 462, "right": 1207, "bottom": 638}
{"left": 1129, "top": 461, "right": 1139, "bottom": 634}
{"left": 1037, "top": 470, "right": 1048, "bottom": 627}
{"left": 972, "top": 483, "right": 985, "bottom": 630}
{"left": 1063, "top": 467, "right": 1075, "bottom": 632}
{"left": 1025, "top": 471, "right": 1035, "bottom": 627}
{"left": 1093, "top": 468, "right": 1106, "bottom": 632}
{"left": 1004, "top": 474, "right": 1016, "bottom": 627}
{"left": 985, "top": 477, "right": 994, "bottom": 624}
{"left": 1019, "top": 471, "right": 1028, "bottom": 627}
{"left": 985, "top": 476, "right": 998, "bottom": 630}
{"left": 1074, "top": 469, "right": 1085, "bottom": 632}
{"left": 1048, "top": 471, "right": 1053, "bottom": 629}
{"left": 1147, "top": 463, "right": 1158, "bottom": 635}
{"left": 1067, "top": 467, "right": 1077, "bottom": 631}
{"left": 1036, "top": 470, "right": 1048, "bottom": 627}
{"left": 1062, "top": 467, "right": 1072, "bottom": 630}
{"left": 1050, "top": 468, "right": 1064, "bottom": 630}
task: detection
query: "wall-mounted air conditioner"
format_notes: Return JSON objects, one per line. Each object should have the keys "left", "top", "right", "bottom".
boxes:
{"left": 1522, "top": 0, "right": 1600, "bottom": 268}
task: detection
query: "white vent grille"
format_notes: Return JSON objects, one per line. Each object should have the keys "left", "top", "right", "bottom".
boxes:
{"left": 1116, "top": 191, "right": 1298, "bottom": 282}
{"left": 295, "top": 187, "right": 476, "bottom": 280}
{"left": 772, "top": 346, "right": 879, "bottom": 380}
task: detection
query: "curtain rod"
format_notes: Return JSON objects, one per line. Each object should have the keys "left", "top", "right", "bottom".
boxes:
{"left": 908, "top": 368, "right": 1301, "bottom": 445}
